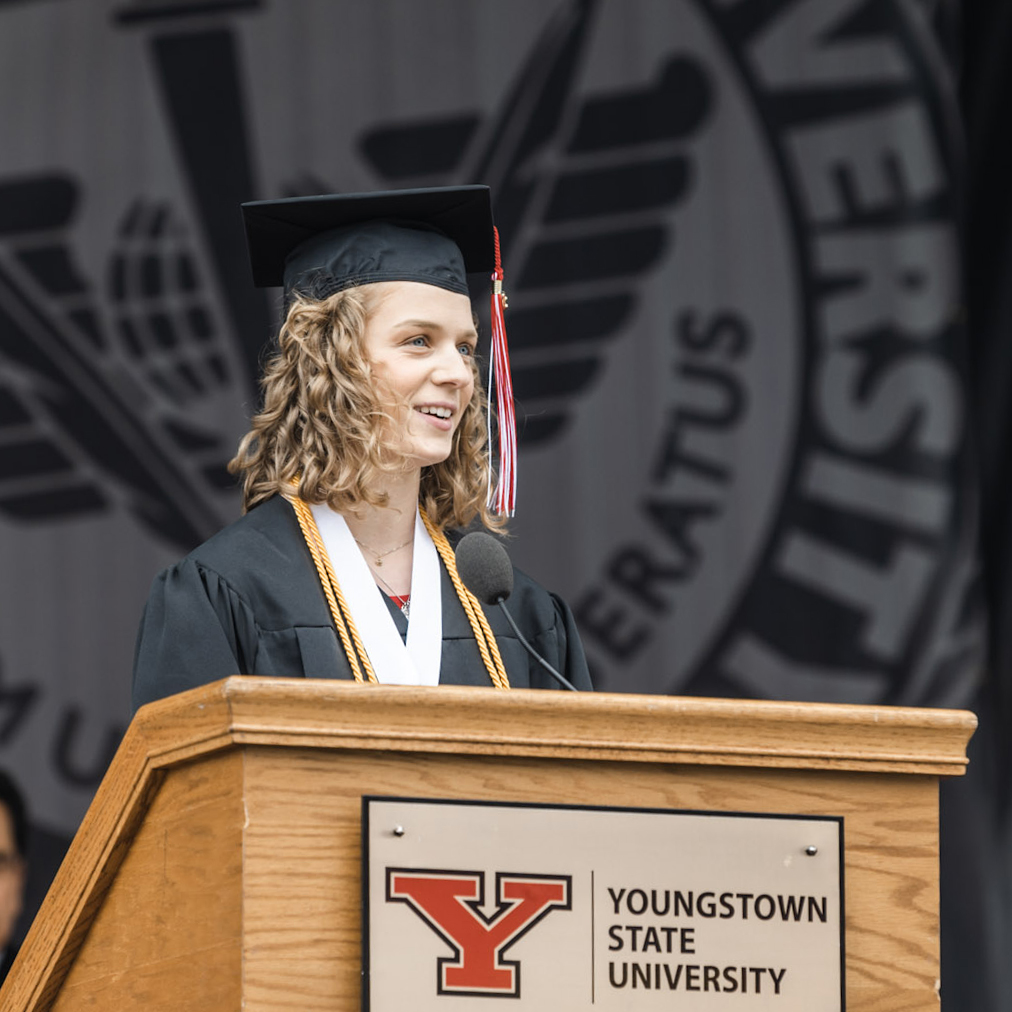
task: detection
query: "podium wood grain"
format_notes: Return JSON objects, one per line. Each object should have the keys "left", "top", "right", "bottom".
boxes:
{"left": 0, "top": 679, "right": 974, "bottom": 1012}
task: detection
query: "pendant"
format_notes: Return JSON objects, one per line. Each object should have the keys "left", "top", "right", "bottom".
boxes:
{"left": 400, "top": 599, "right": 410, "bottom": 619}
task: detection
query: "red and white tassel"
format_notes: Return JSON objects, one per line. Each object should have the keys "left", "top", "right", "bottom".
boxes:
{"left": 487, "top": 226, "right": 517, "bottom": 516}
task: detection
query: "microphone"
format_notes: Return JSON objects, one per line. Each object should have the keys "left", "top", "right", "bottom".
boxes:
{"left": 455, "top": 533, "right": 579, "bottom": 691}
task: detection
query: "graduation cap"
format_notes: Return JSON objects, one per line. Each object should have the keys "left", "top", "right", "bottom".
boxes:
{"left": 241, "top": 185, "right": 496, "bottom": 299}
{"left": 240, "top": 185, "right": 516, "bottom": 515}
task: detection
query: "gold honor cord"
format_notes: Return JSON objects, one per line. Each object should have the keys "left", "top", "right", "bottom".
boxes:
{"left": 283, "top": 490, "right": 510, "bottom": 689}
{"left": 286, "top": 493, "right": 377, "bottom": 683}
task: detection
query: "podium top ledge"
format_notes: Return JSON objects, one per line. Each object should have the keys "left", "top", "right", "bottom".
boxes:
{"left": 132, "top": 677, "right": 976, "bottom": 777}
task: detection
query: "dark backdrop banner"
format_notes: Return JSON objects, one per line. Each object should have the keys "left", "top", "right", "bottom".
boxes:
{"left": 0, "top": 1, "right": 1000, "bottom": 1007}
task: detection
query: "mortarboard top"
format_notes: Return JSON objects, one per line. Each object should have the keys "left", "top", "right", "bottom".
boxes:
{"left": 241, "top": 185, "right": 495, "bottom": 301}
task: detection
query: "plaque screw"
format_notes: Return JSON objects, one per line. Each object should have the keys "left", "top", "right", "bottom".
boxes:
{"left": 393, "top": 825, "right": 405, "bottom": 837}
{"left": 804, "top": 845, "right": 818, "bottom": 856}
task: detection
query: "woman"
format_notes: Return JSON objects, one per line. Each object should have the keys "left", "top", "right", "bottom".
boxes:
{"left": 132, "top": 185, "right": 591, "bottom": 709}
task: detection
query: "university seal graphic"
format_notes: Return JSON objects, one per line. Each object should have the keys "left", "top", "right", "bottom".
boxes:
{"left": 0, "top": 0, "right": 978, "bottom": 857}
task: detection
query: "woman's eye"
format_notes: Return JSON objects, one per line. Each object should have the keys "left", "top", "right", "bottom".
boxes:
{"left": 409, "top": 335, "right": 428, "bottom": 347}
{"left": 459, "top": 343, "right": 475, "bottom": 357}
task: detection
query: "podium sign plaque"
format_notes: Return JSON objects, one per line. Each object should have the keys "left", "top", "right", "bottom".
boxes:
{"left": 365, "top": 798, "right": 844, "bottom": 1012}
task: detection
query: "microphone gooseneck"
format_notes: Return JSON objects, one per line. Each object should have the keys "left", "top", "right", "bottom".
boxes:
{"left": 455, "top": 533, "right": 579, "bottom": 691}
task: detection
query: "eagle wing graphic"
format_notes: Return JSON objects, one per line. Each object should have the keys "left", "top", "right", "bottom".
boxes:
{"left": 0, "top": 175, "right": 237, "bottom": 549}
{"left": 358, "top": 0, "right": 713, "bottom": 443}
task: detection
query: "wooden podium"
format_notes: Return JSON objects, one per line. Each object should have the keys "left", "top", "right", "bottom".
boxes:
{"left": 0, "top": 678, "right": 975, "bottom": 1011}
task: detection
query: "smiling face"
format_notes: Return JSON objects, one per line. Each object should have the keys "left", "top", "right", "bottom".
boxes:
{"left": 362, "top": 281, "right": 478, "bottom": 471}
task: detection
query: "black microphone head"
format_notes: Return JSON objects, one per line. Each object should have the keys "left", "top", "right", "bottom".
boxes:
{"left": 455, "top": 532, "right": 514, "bottom": 605}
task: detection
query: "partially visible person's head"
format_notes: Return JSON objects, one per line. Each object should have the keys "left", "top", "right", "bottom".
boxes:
{"left": 0, "top": 772, "right": 27, "bottom": 952}
{"left": 229, "top": 281, "right": 497, "bottom": 530}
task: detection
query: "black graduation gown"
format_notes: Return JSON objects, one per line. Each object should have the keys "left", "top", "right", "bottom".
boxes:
{"left": 132, "top": 495, "right": 592, "bottom": 710}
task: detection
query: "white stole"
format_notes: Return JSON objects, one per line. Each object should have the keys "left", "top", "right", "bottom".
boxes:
{"left": 309, "top": 505, "right": 442, "bottom": 686}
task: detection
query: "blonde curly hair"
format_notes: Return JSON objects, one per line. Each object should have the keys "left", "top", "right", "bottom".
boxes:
{"left": 228, "top": 285, "right": 503, "bottom": 532}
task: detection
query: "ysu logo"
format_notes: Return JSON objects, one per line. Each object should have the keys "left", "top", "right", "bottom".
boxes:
{"left": 386, "top": 869, "right": 572, "bottom": 998}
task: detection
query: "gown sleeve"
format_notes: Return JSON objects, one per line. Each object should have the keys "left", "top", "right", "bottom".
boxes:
{"left": 131, "top": 558, "right": 260, "bottom": 711}
{"left": 539, "top": 591, "right": 594, "bottom": 691}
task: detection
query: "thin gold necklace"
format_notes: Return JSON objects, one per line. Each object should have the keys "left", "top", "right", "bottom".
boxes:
{"left": 351, "top": 533, "right": 412, "bottom": 567}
